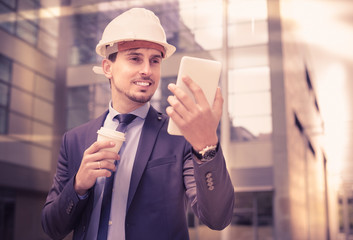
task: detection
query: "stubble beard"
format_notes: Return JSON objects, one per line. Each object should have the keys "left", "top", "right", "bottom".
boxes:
{"left": 126, "top": 91, "right": 153, "bottom": 103}
{"left": 113, "top": 82, "right": 154, "bottom": 104}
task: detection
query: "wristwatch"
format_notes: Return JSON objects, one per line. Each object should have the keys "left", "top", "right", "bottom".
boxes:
{"left": 193, "top": 144, "right": 218, "bottom": 162}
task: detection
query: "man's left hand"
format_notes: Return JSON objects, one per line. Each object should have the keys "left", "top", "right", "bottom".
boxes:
{"left": 166, "top": 76, "right": 223, "bottom": 151}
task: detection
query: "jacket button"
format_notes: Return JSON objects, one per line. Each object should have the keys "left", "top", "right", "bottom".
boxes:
{"left": 66, "top": 200, "right": 74, "bottom": 214}
{"left": 205, "top": 172, "right": 215, "bottom": 190}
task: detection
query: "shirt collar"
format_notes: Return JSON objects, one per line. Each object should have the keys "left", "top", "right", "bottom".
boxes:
{"left": 107, "top": 101, "right": 150, "bottom": 122}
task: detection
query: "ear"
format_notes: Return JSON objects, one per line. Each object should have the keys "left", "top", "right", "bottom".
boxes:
{"left": 102, "top": 59, "right": 113, "bottom": 79}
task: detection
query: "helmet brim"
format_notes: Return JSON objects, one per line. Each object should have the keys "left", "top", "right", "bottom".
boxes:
{"left": 96, "top": 39, "right": 176, "bottom": 59}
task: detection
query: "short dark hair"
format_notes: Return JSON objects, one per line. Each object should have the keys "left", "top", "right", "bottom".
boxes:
{"left": 108, "top": 52, "right": 118, "bottom": 62}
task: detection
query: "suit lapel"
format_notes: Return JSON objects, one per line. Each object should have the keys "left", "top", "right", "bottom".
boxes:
{"left": 126, "top": 107, "right": 166, "bottom": 211}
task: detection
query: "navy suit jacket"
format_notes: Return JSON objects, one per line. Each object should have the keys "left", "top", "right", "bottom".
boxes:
{"left": 42, "top": 106, "right": 234, "bottom": 240}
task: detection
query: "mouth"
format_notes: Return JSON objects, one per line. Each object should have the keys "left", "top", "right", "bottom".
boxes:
{"left": 133, "top": 78, "right": 154, "bottom": 87}
{"left": 134, "top": 81, "right": 152, "bottom": 87}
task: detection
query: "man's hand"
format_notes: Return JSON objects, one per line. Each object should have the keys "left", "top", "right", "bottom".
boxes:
{"left": 74, "top": 141, "right": 119, "bottom": 196}
{"left": 166, "top": 76, "right": 223, "bottom": 151}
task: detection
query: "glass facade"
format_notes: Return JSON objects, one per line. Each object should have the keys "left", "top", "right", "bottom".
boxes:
{"left": 229, "top": 66, "right": 272, "bottom": 141}
{"left": 70, "top": 13, "right": 100, "bottom": 66}
{"left": 66, "top": 83, "right": 111, "bottom": 130}
{"left": 0, "top": 0, "right": 16, "bottom": 33}
{"left": 231, "top": 191, "right": 273, "bottom": 240}
{"left": 0, "top": 0, "right": 59, "bottom": 237}
{"left": 0, "top": 0, "right": 58, "bottom": 170}
{"left": 0, "top": 0, "right": 59, "bottom": 58}
{"left": 0, "top": 54, "right": 11, "bottom": 134}
{"left": 227, "top": 0, "right": 271, "bottom": 142}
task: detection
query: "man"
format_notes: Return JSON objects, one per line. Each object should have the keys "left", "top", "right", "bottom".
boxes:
{"left": 42, "top": 8, "right": 234, "bottom": 240}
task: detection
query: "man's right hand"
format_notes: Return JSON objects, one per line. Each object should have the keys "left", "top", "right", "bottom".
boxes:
{"left": 74, "top": 141, "right": 119, "bottom": 196}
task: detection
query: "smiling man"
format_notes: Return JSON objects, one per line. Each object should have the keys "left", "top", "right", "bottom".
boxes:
{"left": 42, "top": 8, "right": 234, "bottom": 240}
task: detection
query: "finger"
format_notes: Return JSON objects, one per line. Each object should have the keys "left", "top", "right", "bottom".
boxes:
{"left": 212, "top": 87, "right": 224, "bottom": 118}
{"left": 168, "top": 82, "right": 195, "bottom": 110}
{"left": 181, "top": 76, "right": 209, "bottom": 107}
{"left": 84, "top": 150, "right": 119, "bottom": 164}
{"left": 166, "top": 106, "right": 186, "bottom": 128}
{"left": 95, "top": 159, "right": 117, "bottom": 171}
{"left": 75, "top": 162, "right": 114, "bottom": 194}
{"left": 96, "top": 160, "right": 101, "bottom": 170}
{"left": 167, "top": 95, "right": 189, "bottom": 119}
{"left": 92, "top": 168, "right": 114, "bottom": 178}
{"left": 85, "top": 141, "right": 116, "bottom": 155}
{"left": 89, "top": 160, "right": 116, "bottom": 178}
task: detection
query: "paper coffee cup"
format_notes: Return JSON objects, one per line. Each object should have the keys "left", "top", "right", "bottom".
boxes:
{"left": 97, "top": 127, "right": 125, "bottom": 162}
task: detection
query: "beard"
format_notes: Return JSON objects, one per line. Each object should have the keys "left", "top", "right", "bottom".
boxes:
{"left": 111, "top": 78, "right": 155, "bottom": 104}
{"left": 125, "top": 91, "right": 153, "bottom": 103}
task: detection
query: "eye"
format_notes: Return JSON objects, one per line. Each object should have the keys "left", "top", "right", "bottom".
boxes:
{"left": 151, "top": 58, "right": 161, "bottom": 65}
{"left": 130, "top": 56, "right": 143, "bottom": 63}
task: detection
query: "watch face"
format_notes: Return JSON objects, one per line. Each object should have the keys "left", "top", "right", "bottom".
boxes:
{"left": 203, "top": 149, "right": 217, "bottom": 161}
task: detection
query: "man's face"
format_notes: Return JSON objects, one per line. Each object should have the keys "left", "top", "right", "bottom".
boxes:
{"left": 104, "top": 48, "right": 162, "bottom": 112}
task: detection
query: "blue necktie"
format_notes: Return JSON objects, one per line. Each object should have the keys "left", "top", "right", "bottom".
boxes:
{"left": 97, "top": 114, "right": 137, "bottom": 239}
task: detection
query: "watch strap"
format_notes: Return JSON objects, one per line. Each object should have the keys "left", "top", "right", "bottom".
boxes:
{"left": 192, "top": 143, "right": 218, "bottom": 161}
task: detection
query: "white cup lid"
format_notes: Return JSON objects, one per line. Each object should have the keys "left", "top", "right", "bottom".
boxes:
{"left": 97, "top": 127, "right": 125, "bottom": 141}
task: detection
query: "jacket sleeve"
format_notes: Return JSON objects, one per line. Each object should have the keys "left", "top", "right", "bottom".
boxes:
{"left": 41, "top": 132, "right": 90, "bottom": 240}
{"left": 183, "top": 146, "right": 234, "bottom": 230}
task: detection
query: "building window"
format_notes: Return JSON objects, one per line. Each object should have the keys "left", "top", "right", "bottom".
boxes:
{"left": 348, "top": 197, "right": 353, "bottom": 234}
{"left": 0, "top": 0, "right": 16, "bottom": 9}
{"left": 70, "top": 13, "right": 101, "bottom": 66}
{"left": 305, "top": 66, "right": 313, "bottom": 91}
{"left": 0, "top": 53, "right": 12, "bottom": 83}
{"left": 294, "top": 112, "right": 304, "bottom": 133}
{"left": 338, "top": 197, "right": 344, "bottom": 233}
{"left": 16, "top": 0, "right": 41, "bottom": 45}
{"left": 231, "top": 191, "right": 273, "bottom": 240}
{"left": 67, "top": 86, "right": 91, "bottom": 130}
{"left": 16, "top": 15, "right": 39, "bottom": 45}
{"left": 229, "top": 66, "right": 272, "bottom": 141}
{"left": 0, "top": 0, "right": 41, "bottom": 46}
{"left": 0, "top": 2, "right": 16, "bottom": 34}
{"left": 0, "top": 54, "right": 12, "bottom": 134}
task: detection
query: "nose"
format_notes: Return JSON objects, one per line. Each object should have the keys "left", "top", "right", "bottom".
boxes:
{"left": 139, "top": 60, "right": 152, "bottom": 76}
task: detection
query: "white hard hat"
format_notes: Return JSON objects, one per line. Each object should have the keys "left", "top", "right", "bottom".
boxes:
{"left": 96, "top": 8, "right": 175, "bottom": 58}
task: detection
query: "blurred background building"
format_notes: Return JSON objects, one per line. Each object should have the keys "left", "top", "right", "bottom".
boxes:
{"left": 0, "top": 0, "right": 352, "bottom": 239}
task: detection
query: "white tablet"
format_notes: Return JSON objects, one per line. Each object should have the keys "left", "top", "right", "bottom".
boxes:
{"left": 167, "top": 56, "right": 222, "bottom": 136}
